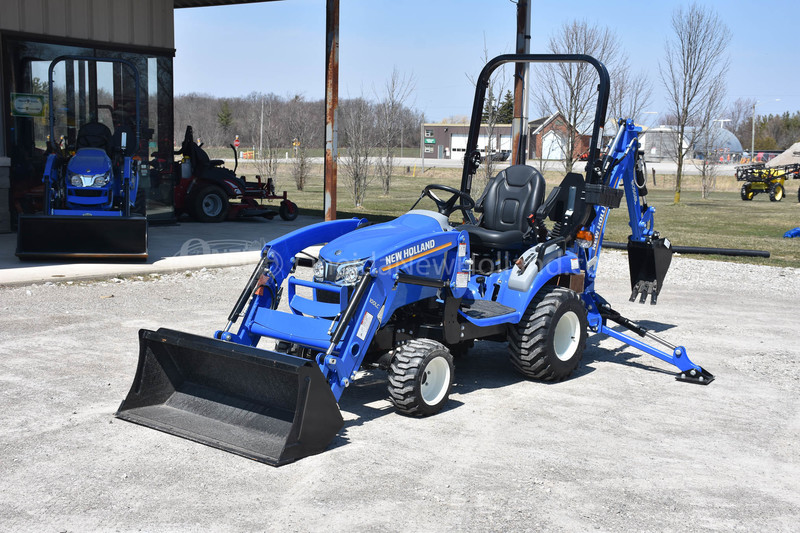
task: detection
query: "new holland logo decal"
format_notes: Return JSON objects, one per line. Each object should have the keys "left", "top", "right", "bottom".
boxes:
{"left": 381, "top": 239, "right": 449, "bottom": 271}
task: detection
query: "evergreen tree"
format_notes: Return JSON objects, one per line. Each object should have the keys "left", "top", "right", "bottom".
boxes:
{"left": 217, "top": 100, "right": 234, "bottom": 138}
{"left": 496, "top": 90, "right": 514, "bottom": 124}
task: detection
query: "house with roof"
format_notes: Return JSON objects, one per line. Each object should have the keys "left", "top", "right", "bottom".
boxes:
{"left": 526, "top": 112, "right": 592, "bottom": 161}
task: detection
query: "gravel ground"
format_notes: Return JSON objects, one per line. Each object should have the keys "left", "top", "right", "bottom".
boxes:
{"left": 0, "top": 251, "right": 798, "bottom": 532}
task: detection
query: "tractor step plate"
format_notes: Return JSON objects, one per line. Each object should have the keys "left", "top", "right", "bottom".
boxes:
{"left": 460, "top": 300, "right": 516, "bottom": 320}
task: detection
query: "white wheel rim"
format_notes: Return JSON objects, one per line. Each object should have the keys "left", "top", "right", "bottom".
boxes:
{"left": 203, "top": 194, "right": 222, "bottom": 216}
{"left": 553, "top": 311, "right": 580, "bottom": 361}
{"left": 421, "top": 356, "right": 450, "bottom": 406}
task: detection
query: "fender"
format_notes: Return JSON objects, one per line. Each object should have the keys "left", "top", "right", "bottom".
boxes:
{"left": 494, "top": 251, "right": 582, "bottom": 324}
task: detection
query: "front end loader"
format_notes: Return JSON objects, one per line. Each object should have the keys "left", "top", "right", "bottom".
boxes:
{"left": 118, "top": 54, "right": 712, "bottom": 466}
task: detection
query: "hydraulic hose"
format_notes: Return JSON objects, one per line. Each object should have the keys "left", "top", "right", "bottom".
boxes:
{"left": 603, "top": 241, "right": 770, "bottom": 258}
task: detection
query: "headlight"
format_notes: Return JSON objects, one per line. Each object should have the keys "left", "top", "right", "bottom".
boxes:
{"left": 92, "top": 173, "right": 111, "bottom": 187}
{"left": 313, "top": 260, "right": 325, "bottom": 280}
{"left": 342, "top": 264, "right": 360, "bottom": 285}
{"left": 68, "top": 172, "right": 110, "bottom": 187}
{"left": 313, "top": 259, "right": 367, "bottom": 285}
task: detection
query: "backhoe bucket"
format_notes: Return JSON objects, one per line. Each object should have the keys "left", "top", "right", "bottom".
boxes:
{"left": 116, "top": 328, "right": 343, "bottom": 466}
{"left": 16, "top": 214, "right": 148, "bottom": 260}
{"left": 627, "top": 237, "right": 673, "bottom": 304}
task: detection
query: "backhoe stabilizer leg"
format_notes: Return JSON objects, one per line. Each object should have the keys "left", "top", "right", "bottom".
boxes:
{"left": 598, "top": 324, "right": 714, "bottom": 384}
{"left": 589, "top": 295, "right": 714, "bottom": 384}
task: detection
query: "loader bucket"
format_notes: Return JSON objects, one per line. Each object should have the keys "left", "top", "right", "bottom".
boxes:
{"left": 626, "top": 237, "right": 673, "bottom": 304}
{"left": 116, "top": 328, "right": 343, "bottom": 466}
{"left": 16, "top": 214, "right": 147, "bottom": 261}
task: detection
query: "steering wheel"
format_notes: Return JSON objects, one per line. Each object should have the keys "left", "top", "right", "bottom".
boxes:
{"left": 420, "top": 184, "right": 476, "bottom": 219}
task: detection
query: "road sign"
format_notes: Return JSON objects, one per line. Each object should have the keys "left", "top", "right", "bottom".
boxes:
{"left": 234, "top": 136, "right": 240, "bottom": 148}
{"left": 424, "top": 138, "right": 436, "bottom": 144}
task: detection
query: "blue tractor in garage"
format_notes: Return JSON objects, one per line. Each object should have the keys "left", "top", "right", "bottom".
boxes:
{"left": 118, "top": 54, "right": 713, "bottom": 466}
{"left": 15, "top": 56, "right": 148, "bottom": 260}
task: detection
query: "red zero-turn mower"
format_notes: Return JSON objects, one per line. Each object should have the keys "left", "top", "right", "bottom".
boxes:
{"left": 173, "top": 125, "right": 298, "bottom": 222}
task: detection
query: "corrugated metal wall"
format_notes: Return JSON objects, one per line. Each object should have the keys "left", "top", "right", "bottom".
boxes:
{"left": 0, "top": 0, "right": 174, "bottom": 50}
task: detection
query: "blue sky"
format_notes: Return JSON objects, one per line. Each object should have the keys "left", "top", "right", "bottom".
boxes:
{"left": 174, "top": 0, "right": 799, "bottom": 123}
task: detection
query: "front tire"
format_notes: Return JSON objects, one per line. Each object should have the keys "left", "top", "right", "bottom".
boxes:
{"left": 741, "top": 184, "right": 754, "bottom": 201}
{"left": 192, "top": 185, "right": 229, "bottom": 222}
{"left": 508, "top": 286, "right": 587, "bottom": 381}
{"left": 388, "top": 339, "right": 454, "bottom": 417}
{"left": 768, "top": 182, "right": 784, "bottom": 202}
{"left": 279, "top": 200, "right": 298, "bottom": 221}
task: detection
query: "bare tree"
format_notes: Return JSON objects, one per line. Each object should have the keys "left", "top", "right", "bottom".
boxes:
{"left": 174, "top": 92, "right": 225, "bottom": 147}
{"left": 608, "top": 63, "right": 652, "bottom": 125}
{"left": 287, "top": 95, "right": 319, "bottom": 190}
{"left": 692, "top": 77, "right": 726, "bottom": 199}
{"left": 537, "top": 21, "right": 623, "bottom": 172}
{"left": 659, "top": 3, "right": 730, "bottom": 203}
{"left": 374, "top": 68, "right": 415, "bottom": 195}
{"left": 235, "top": 93, "right": 286, "bottom": 187}
{"left": 726, "top": 97, "right": 757, "bottom": 147}
{"left": 340, "top": 97, "right": 377, "bottom": 207}
{"left": 468, "top": 40, "right": 509, "bottom": 186}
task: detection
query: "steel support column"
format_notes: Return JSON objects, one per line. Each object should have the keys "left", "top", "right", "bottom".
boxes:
{"left": 511, "top": 0, "right": 531, "bottom": 165}
{"left": 324, "top": 0, "right": 339, "bottom": 221}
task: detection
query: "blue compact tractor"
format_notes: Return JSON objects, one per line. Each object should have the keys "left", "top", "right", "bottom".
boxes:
{"left": 15, "top": 56, "right": 147, "bottom": 260}
{"left": 118, "top": 54, "right": 713, "bottom": 465}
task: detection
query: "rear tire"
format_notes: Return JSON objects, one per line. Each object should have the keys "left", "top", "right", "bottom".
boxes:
{"left": 279, "top": 200, "right": 298, "bottom": 221}
{"left": 388, "top": 339, "right": 454, "bottom": 417}
{"left": 192, "top": 185, "right": 229, "bottom": 222}
{"left": 508, "top": 286, "right": 587, "bottom": 381}
{"left": 741, "top": 184, "right": 754, "bottom": 201}
{"left": 768, "top": 183, "right": 784, "bottom": 202}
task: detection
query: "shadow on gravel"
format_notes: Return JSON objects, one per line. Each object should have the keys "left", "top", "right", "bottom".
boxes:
{"left": 332, "top": 326, "right": 681, "bottom": 450}
{"left": 584, "top": 323, "right": 679, "bottom": 377}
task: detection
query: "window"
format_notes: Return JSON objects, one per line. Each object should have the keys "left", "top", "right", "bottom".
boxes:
{"left": 425, "top": 129, "right": 434, "bottom": 137}
{"left": 4, "top": 37, "right": 174, "bottom": 219}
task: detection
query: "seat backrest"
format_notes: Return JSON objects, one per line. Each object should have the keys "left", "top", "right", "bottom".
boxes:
{"left": 536, "top": 171, "right": 593, "bottom": 240}
{"left": 476, "top": 165, "right": 546, "bottom": 232}
{"left": 76, "top": 122, "right": 112, "bottom": 154}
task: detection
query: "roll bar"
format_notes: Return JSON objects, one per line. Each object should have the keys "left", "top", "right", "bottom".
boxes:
{"left": 460, "top": 54, "right": 610, "bottom": 194}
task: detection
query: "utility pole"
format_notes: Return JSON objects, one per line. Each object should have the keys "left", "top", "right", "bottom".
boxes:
{"left": 750, "top": 101, "right": 757, "bottom": 163}
{"left": 259, "top": 98, "right": 263, "bottom": 161}
{"left": 324, "top": 0, "right": 339, "bottom": 221}
{"left": 511, "top": 0, "right": 531, "bottom": 165}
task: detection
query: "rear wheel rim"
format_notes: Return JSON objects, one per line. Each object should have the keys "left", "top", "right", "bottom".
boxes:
{"left": 203, "top": 194, "right": 223, "bottom": 217}
{"left": 553, "top": 311, "right": 580, "bottom": 361}
{"left": 421, "top": 356, "right": 450, "bottom": 406}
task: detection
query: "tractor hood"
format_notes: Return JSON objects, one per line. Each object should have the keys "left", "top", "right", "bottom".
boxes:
{"left": 67, "top": 148, "right": 112, "bottom": 175}
{"left": 319, "top": 211, "right": 450, "bottom": 263}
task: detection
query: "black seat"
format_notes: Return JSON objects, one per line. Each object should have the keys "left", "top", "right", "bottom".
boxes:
{"left": 460, "top": 165, "right": 546, "bottom": 252}
{"left": 535, "top": 172, "right": 594, "bottom": 243}
{"left": 76, "top": 122, "right": 113, "bottom": 155}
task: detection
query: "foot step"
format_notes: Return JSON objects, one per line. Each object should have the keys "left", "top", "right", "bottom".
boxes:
{"left": 460, "top": 300, "right": 516, "bottom": 320}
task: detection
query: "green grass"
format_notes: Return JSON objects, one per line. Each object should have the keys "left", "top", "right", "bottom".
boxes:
{"left": 240, "top": 162, "right": 800, "bottom": 268}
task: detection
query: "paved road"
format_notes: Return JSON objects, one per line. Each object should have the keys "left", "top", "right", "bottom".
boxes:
{"left": 233, "top": 156, "right": 740, "bottom": 175}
